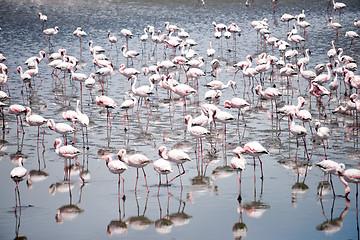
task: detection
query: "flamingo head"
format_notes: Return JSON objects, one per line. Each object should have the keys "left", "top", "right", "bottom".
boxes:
{"left": 158, "top": 146, "right": 166, "bottom": 157}
{"left": 47, "top": 119, "right": 55, "bottom": 130}
{"left": 117, "top": 149, "right": 126, "bottom": 161}
{"left": 233, "top": 147, "right": 245, "bottom": 155}
{"left": 54, "top": 138, "right": 61, "bottom": 149}
{"left": 184, "top": 115, "right": 192, "bottom": 124}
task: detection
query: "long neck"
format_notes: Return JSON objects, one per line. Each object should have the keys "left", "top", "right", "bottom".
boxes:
{"left": 160, "top": 148, "right": 169, "bottom": 160}
{"left": 187, "top": 117, "right": 193, "bottom": 132}
{"left": 131, "top": 76, "right": 138, "bottom": 92}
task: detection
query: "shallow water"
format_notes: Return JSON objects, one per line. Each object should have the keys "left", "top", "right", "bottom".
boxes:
{"left": 1, "top": 0, "right": 360, "bottom": 239}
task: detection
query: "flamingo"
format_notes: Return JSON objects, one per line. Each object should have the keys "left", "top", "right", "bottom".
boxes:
{"left": 158, "top": 146, "right": 192, "bottom": 189}
{"left": 38, "top": 12, "right": 47, "bottom": 25}
{"left": 315, "top": 160, "right": 345, "bottom": 198}
{"left": 104, "top": 155, "right": 128, "bottom": 199}
{"left": 25, "top": 50, "right": 46, "bottom": 69}
{"left": 130, "top": 75, "right": 154, "bottom": 116}
{"left": 332, "top": 0, "right": 346, "bottom": 18}
{"left": 315, "top": 122, "right": 331, "bottom": 159}
{"left": 47, "top": 119, "right": 76, "bottom": 145}
{"left": 237, "top": 141, "right": 269, "bottom": 180}
{"left": 281, "top": 13, "right": 296, "bottom": 30}
{"left": 10, "top": 158, "right": 27, "bottom": 210}
{"left": 43, "top": 26, "right": 59, "bottom": 46}
{"left": 277, "top": 96, "right": 306, "bottom": 136}
{"left": 95, "top": 62, "right": 113, "bottom": 91}
{"left": 73, "top": 27, "right": 87, "bottom": 56}
{"left": 209, "top": 108, "right": 235, "bottom": 149}
{"left": 118, "top": 64, "right": 140, "bottom": 80}
{"left": 54, "top": 138, "right": 84, "bottom": 182}
{"left": 8, "top": 104, "right": 27, "bottom": 133}
{"left": 120, "top": 28, "right": 133, "bottom": 48}
{"left": 338, "top": 168, "right": 360, "bottom": 198}
{"left": 117, "top": 149, "right": 153, "bottom": 193}
{"left": 70, "top": 69, "right": 87, "bottom": 104}
{"left": 231, "top": 147, "right": 247, "bottom": 200}
{"left": 296, "top": 109, "right": 313, "bottom": 136}
{"left": 254, "top": 85, "right": 282, "bottom": 118}
{"left": 289, "top": 112, "right": 309, "bottom": 160}
{"left": 205, "top": 90, "right": 222, "bottom": 103}
{"left": 204, "top": 80, "right": 236, "bottom": 91}
{"left": 345, "top": 31, "right": 360, "bottom": 51}
{"left": 168, "top": 75, "right": 197, "bottom": 113}
{"left": 25, "top": 107, "right": 47, "bottom": 148}
{"left": 296, "top": 15, "right": 310, "bottom": 39}
{"left": 120, "top": 93, "right": 137, "bottom": 130}
{"left": 107, "top": 30, "right": 118, "bottom": 54}
{"left": 328, "top": 17, "right": 342, "bottom": 36}
{"left": 207, "top": 42, "right": 216, "bottom": 58}
{"left": 96, "top": 95, "right": 116, "bottom": 128}
{"left": 184, "top": 114, "right": 211, "bottom": 170}
{"left": 89, "top": 40, "right": 105, "bottom": 56}
{"left": 224, "top": 98, "right": 250, "bottom": 127}
{"left": 153, "top": 158, "right": 173, "bottom": 196}
{"left": 121, "top": 45, "right": 139, "bottom": 65}
{"left": 312, "top": 63, "right": 332, "bottom": 85}
{"left": 75, "top": 100, "right": 89, "bottom": 148}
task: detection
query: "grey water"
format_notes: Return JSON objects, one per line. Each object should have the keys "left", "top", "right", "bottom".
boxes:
{"left": 0, "top": 0, "right": 360, "bottom": 239}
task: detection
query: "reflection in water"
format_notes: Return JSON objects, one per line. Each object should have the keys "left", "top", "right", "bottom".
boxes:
{"left": 155, "top": 195, "right": 173, "bottom": 234}
{"left": 168, "top": 190, "right": 192, "bottom": 227}
{"left": 233, "top": 199, "right": 247, "bottom": 240}
{"left": 316, "top": 197, "right": 350, "bottom": 235}
{"left": 53, "top": 180, "right": 84, "bottom": 223}
{"left": 13, "top": 210, "right": 27, "bottom": 240}
{"left": 291, "top": 164, "right": 310, "bottom": 208}
{"left": 107, "top": 196, "right": 127, "bottom": 236}
{"left": 126, "top": 193, "right": 153, "bottom": 231}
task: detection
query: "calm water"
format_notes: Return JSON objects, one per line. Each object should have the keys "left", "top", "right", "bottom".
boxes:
{"left": 1, "top": 0, "right": 360, "bottom": 239}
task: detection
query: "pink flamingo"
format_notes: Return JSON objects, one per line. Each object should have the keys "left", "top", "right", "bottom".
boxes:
{"left": 10, "top": 158, "right": 27, "bottom": 210}
{"left": 107, "top": 30, "right": 118, "bottom": 55}
{"left": 47, "top": 119, "right": 76, "bottom": 145}
{"left": 254, "top": 85, "right": 281, "bottom": 118}
{"left": 328, "top": 17, "right": 342, "bottom": 36}
{"left": 338, "top": 168, "right": 360, "bottom": 199}
{"left": 43, "top": 26, "right": 59, "bottom": 46}
{"left": 131, "top": 75, "right": 154, "bottom": 116}
{"left": 277, "top": 96, "right": 306, "bottom": 136}
{"left": 25, "top": 50, "right": 45, "bottom": 69}
{"left": 120, "top": 93, "right": 137, "bottom": 130}
{"left": 168, "top": 75, "right": 197, "bottom": 113}
{"left": 237, "top": 141, "right": 269, "bottom": 179}
{"left": 158, "top": 146, "right": 192, "bottom": 189}
{"left": 25, "top": 107, "right": 47, "bottom": 148}
{"left": 231, "top": 147, "right": 247, "bottom": 200}
{"left": 8, "top": 104, "right": 26, "bottom": 133}
{"left": 121, "top": 45, "right": 139, "bottom": 65}
{"left": 117, "top": 149, "right": 153, "bottom": 193}
{"left": 315, "top": 122, "right": 331, "bottom": 159}
{"left": 153, "top": 158, "right": 173, "bottom": 196}
{"left": 73, "top": 27, "right": 87, "bottom": 56}
{"left": 119, "top": 64, "right": 140, "bottom": 80}
{"left": 54, "top": 138, "right": 84, "bottom": 182}
{"left": 104, "top": 155, "right": 128, "bottom": 199}
{"left": 224, "top": 98, "right": 250, "bottom": 127}
{"left": 96, "top": 95, "right": 116, "bottom": 128}
{"left": 289, "top": 112, "right": 309, "bottom": 160}
{"left": 315, "top": 159, "right": 345, "bottom": 198}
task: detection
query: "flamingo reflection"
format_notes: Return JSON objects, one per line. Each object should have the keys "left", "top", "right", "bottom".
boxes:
{"left": 168, "top": 190, "right": 192, "bottom": 227}
{"left": 233, "top": 198, "right": 247, "bottom": 240}
{"left": 107, "top": 196, "right": 127, "bottom": 236}
{"left": 155, "top": 195, "right": 173, "bottom": 234}
{"left": 55, "top": 181, "right": 84, "bottom": 223}
{"left": 13, "top": 210, "right": 27, "bottom": 240}
{"left": 316, "top": 197, "right": 350, "bottom": 235}
{"left": 126, "top": 193, "right": 153, "bottom": 231}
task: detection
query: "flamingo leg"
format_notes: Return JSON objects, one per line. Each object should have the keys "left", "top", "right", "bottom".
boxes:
{"left": 142, "top": 167, "right": 150, "bottom": 193}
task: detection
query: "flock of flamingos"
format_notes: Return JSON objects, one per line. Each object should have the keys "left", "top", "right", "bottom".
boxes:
{"left": 2, "top": 2, "right": 360, "bottom": 235}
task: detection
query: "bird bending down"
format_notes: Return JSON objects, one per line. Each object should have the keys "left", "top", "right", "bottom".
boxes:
{"left": 315, "top": 159, "right": 345, "bottom": 198}
{"left": 47, "top": 119, "right": 76, "bottom": 145}
{"left": 117, "top": 149, "right": 153, "bottom": 193}
{"left": 158, "top": 146, "right": 192, "bottom": 189}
